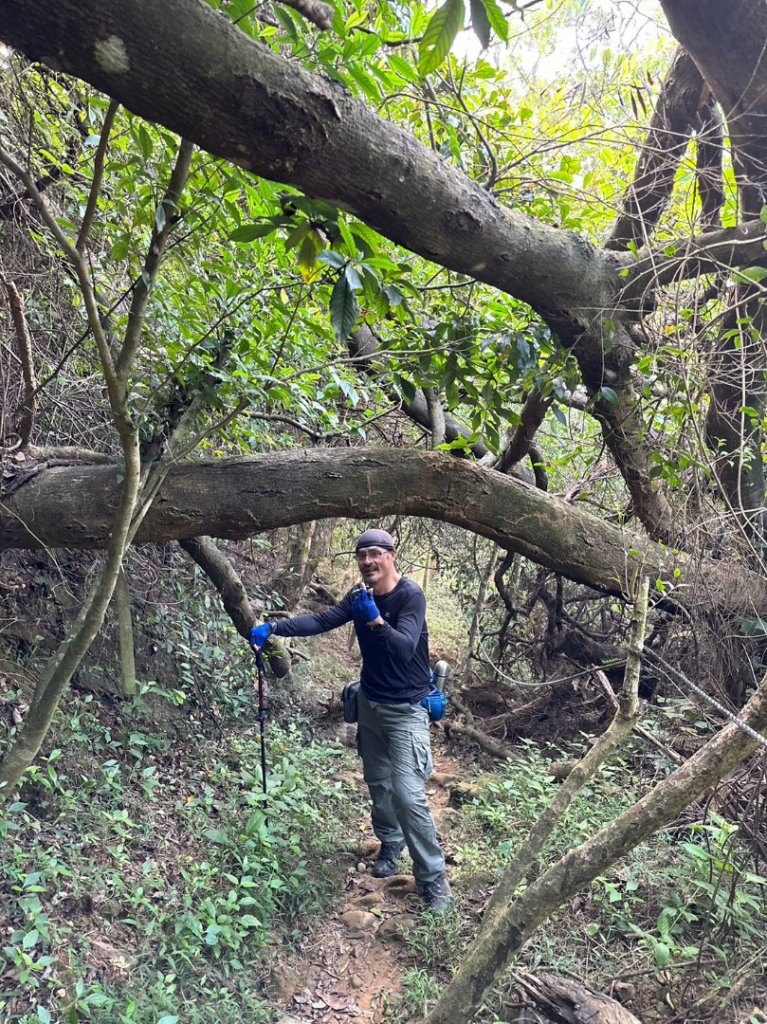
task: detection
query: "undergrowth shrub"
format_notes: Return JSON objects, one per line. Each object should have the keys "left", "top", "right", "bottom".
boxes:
{"left": 1, "top": 684, "right": 355, "bottom": 1024}
{"left": 451, "top": 740, "right": 767, "bottom": 1005}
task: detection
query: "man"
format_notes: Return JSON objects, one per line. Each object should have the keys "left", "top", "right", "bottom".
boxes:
{"left": 250, "top": 528, "right": 452, "bottom": 912}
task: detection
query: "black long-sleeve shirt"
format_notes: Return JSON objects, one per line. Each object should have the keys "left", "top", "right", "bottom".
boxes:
{"left": 271, "top": 577, "right": 431, "bottom": 704}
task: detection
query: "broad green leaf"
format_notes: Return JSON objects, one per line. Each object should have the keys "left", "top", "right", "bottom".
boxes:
{"left": 345, "top": 265, "right": 363, "bottom": 291}
{"left": 399, "top": 377, "right": 417, "bottom": 404}
{"left": 298, "top": 233, "right": 322, "bottom": 281}
{"left": 479, "top": 0, "right": 508, "bottom": 41}
{"left": 318, "top": 250, "right": 346, "bottom": 269}
{"left": 273, "top": 5, "right": 299, "bottom": 39}
{"left": 418, "top": 0, "right": 465, "bottom": 77}
{"left": 336, "top": 218, "right": 357, "bottom": 256}
{"left": 345, "top": 64, "right": 382, "bottom": 103}
{"left": 653, "top": 941, "right": 671, "bottom": 967}
{"left": 388, "top": 54, "right": 421, "bottom": 84}
{"left": 203, "top": 827, "right": 230, "bottom": 845}
{"left": 551, "top": 405, "right": 567, "bottom": 427}
{"left": 37, "top": 1009, "right": 51, "bottom": 1024}
{"left": 599, "top": 385, "right": 620, "bottom": 406}
{"left": 383, "top": 284, "right": 404, "bottom": 308}
{"left": 469, "top": 0, "right": 491, "bottom": 49}
{"left": 137, "top": 124, "right": 153, "bottom": 161}
{"left": 330, "top": 271, "right": 359, "bottom": 341}
{"left": 284, "top": 221, "right": 310, "bottom": 251}
{"left": 229, "top": 222, "right": 277, "bottom": 242}
{"left": 733, "top": 265, "right": 767, "bottom": 284}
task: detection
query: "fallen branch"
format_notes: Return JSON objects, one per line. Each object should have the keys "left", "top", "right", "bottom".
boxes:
{"left": 512, "top": 970, "right": 644, "bottom": 1024}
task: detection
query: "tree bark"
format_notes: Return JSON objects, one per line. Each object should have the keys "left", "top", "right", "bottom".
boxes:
{"left": 3, "top": 448, "right": 767, "bottom": 617}
{"left": 606, "top": 47, "right": 708, "bottom": 251}
{"left": 3, "top": 280, "right": 37, "bottom": 449}
{"left": 660, "top": 0, "right": 767, "bottom": 219}
{"left": 114, "top": 568, "right": 137, "bottom": 698}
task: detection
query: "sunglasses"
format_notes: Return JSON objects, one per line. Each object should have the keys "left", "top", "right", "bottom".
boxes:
{"left": 354, "top": 548, "right": 392, "bottom": 561}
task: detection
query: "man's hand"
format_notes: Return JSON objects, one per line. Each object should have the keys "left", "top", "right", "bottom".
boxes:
{"left": 250, "top": 623, "right": 273, "bottom": 648}
{"left": 352, "top": 588, "right": 381, "bottom": 625}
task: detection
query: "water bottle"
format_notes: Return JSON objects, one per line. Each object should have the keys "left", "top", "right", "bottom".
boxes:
{"left": 431, "top": 660, "right": 450, "bottom": 692}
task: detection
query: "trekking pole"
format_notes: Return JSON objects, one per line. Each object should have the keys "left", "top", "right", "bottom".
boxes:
{"left": 254, "top": 646, "right": 269, "bottom": 808}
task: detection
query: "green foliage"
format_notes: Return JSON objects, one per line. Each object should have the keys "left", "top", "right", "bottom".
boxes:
{"left": 418, "top": 0, "right": 466, "bottom": 75}
{"left": 0, "top": 688, "right": 354, "bottom": 1023}
{"left": 448, "top": 751, "right": 767, "bottom": 1000}
{"left": 459, "top": 741, "right": 640, "bottom": 869}
{"left": 383, "top": 967, "right": 442, "bottom": 1020}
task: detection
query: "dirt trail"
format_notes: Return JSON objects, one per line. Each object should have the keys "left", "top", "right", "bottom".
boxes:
{"left": 268, "top": 738, "right": 462, "bottom": 1024}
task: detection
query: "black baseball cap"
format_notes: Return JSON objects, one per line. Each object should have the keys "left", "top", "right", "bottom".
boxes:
{"left": 355, "top": 529, "right": 396, "bottom": 552}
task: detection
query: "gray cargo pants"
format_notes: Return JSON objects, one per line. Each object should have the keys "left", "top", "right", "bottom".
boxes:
{"left": 357, "top": 690, "right": 445, "bottom": 884}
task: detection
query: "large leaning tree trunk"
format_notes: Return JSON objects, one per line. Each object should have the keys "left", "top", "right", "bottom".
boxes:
{"left": 3, "top": 449, "right": 767, "bottom": 620}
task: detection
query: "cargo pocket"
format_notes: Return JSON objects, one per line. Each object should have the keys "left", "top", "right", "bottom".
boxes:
{"left": 411, "top": 728, "right": 433, "bottom": 780}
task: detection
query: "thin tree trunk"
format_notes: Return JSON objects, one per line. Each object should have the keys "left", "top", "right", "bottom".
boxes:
{"left": 0, "top": 437, "right": 141, "bottom": 796}
{"left": 422, "top": 644, "right": 767, "bottom": 1024}
{"left": 114, "top": 568, "right": 137, "bottom": 697}
{"left": 479, "top": 578, "right": 648, "bottom": 939}
{"left": 461, "top": 544, "right": 498, "bottom": 686}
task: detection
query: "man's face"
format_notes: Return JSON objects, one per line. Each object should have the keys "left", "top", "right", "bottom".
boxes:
{"left": 355, "top": 546, "right": 395, "bottom": 589}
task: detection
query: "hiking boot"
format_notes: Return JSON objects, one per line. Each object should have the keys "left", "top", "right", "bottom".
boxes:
{"left": 419, "top": 873, "right": 453, "bottom": 913}
{"left": 372, "top": 840, "right": 406, "bottom": 878}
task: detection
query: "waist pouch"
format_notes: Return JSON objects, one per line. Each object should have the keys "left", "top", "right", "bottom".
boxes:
{"left": 341, "top": 683, "right": 447, "bottom": 723}
{"left": 421, "top": 687, "right": 447, "bottom": 722}
{"left": 342, "top": 681, "right": 360, "bottom": 723}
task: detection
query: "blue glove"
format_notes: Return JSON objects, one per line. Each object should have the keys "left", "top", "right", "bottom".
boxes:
{"left": 352, "top": 588, "right": 381, "bottom": 624}
{"left": 250, "top": 623, "right": 273, "bottom": 648}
